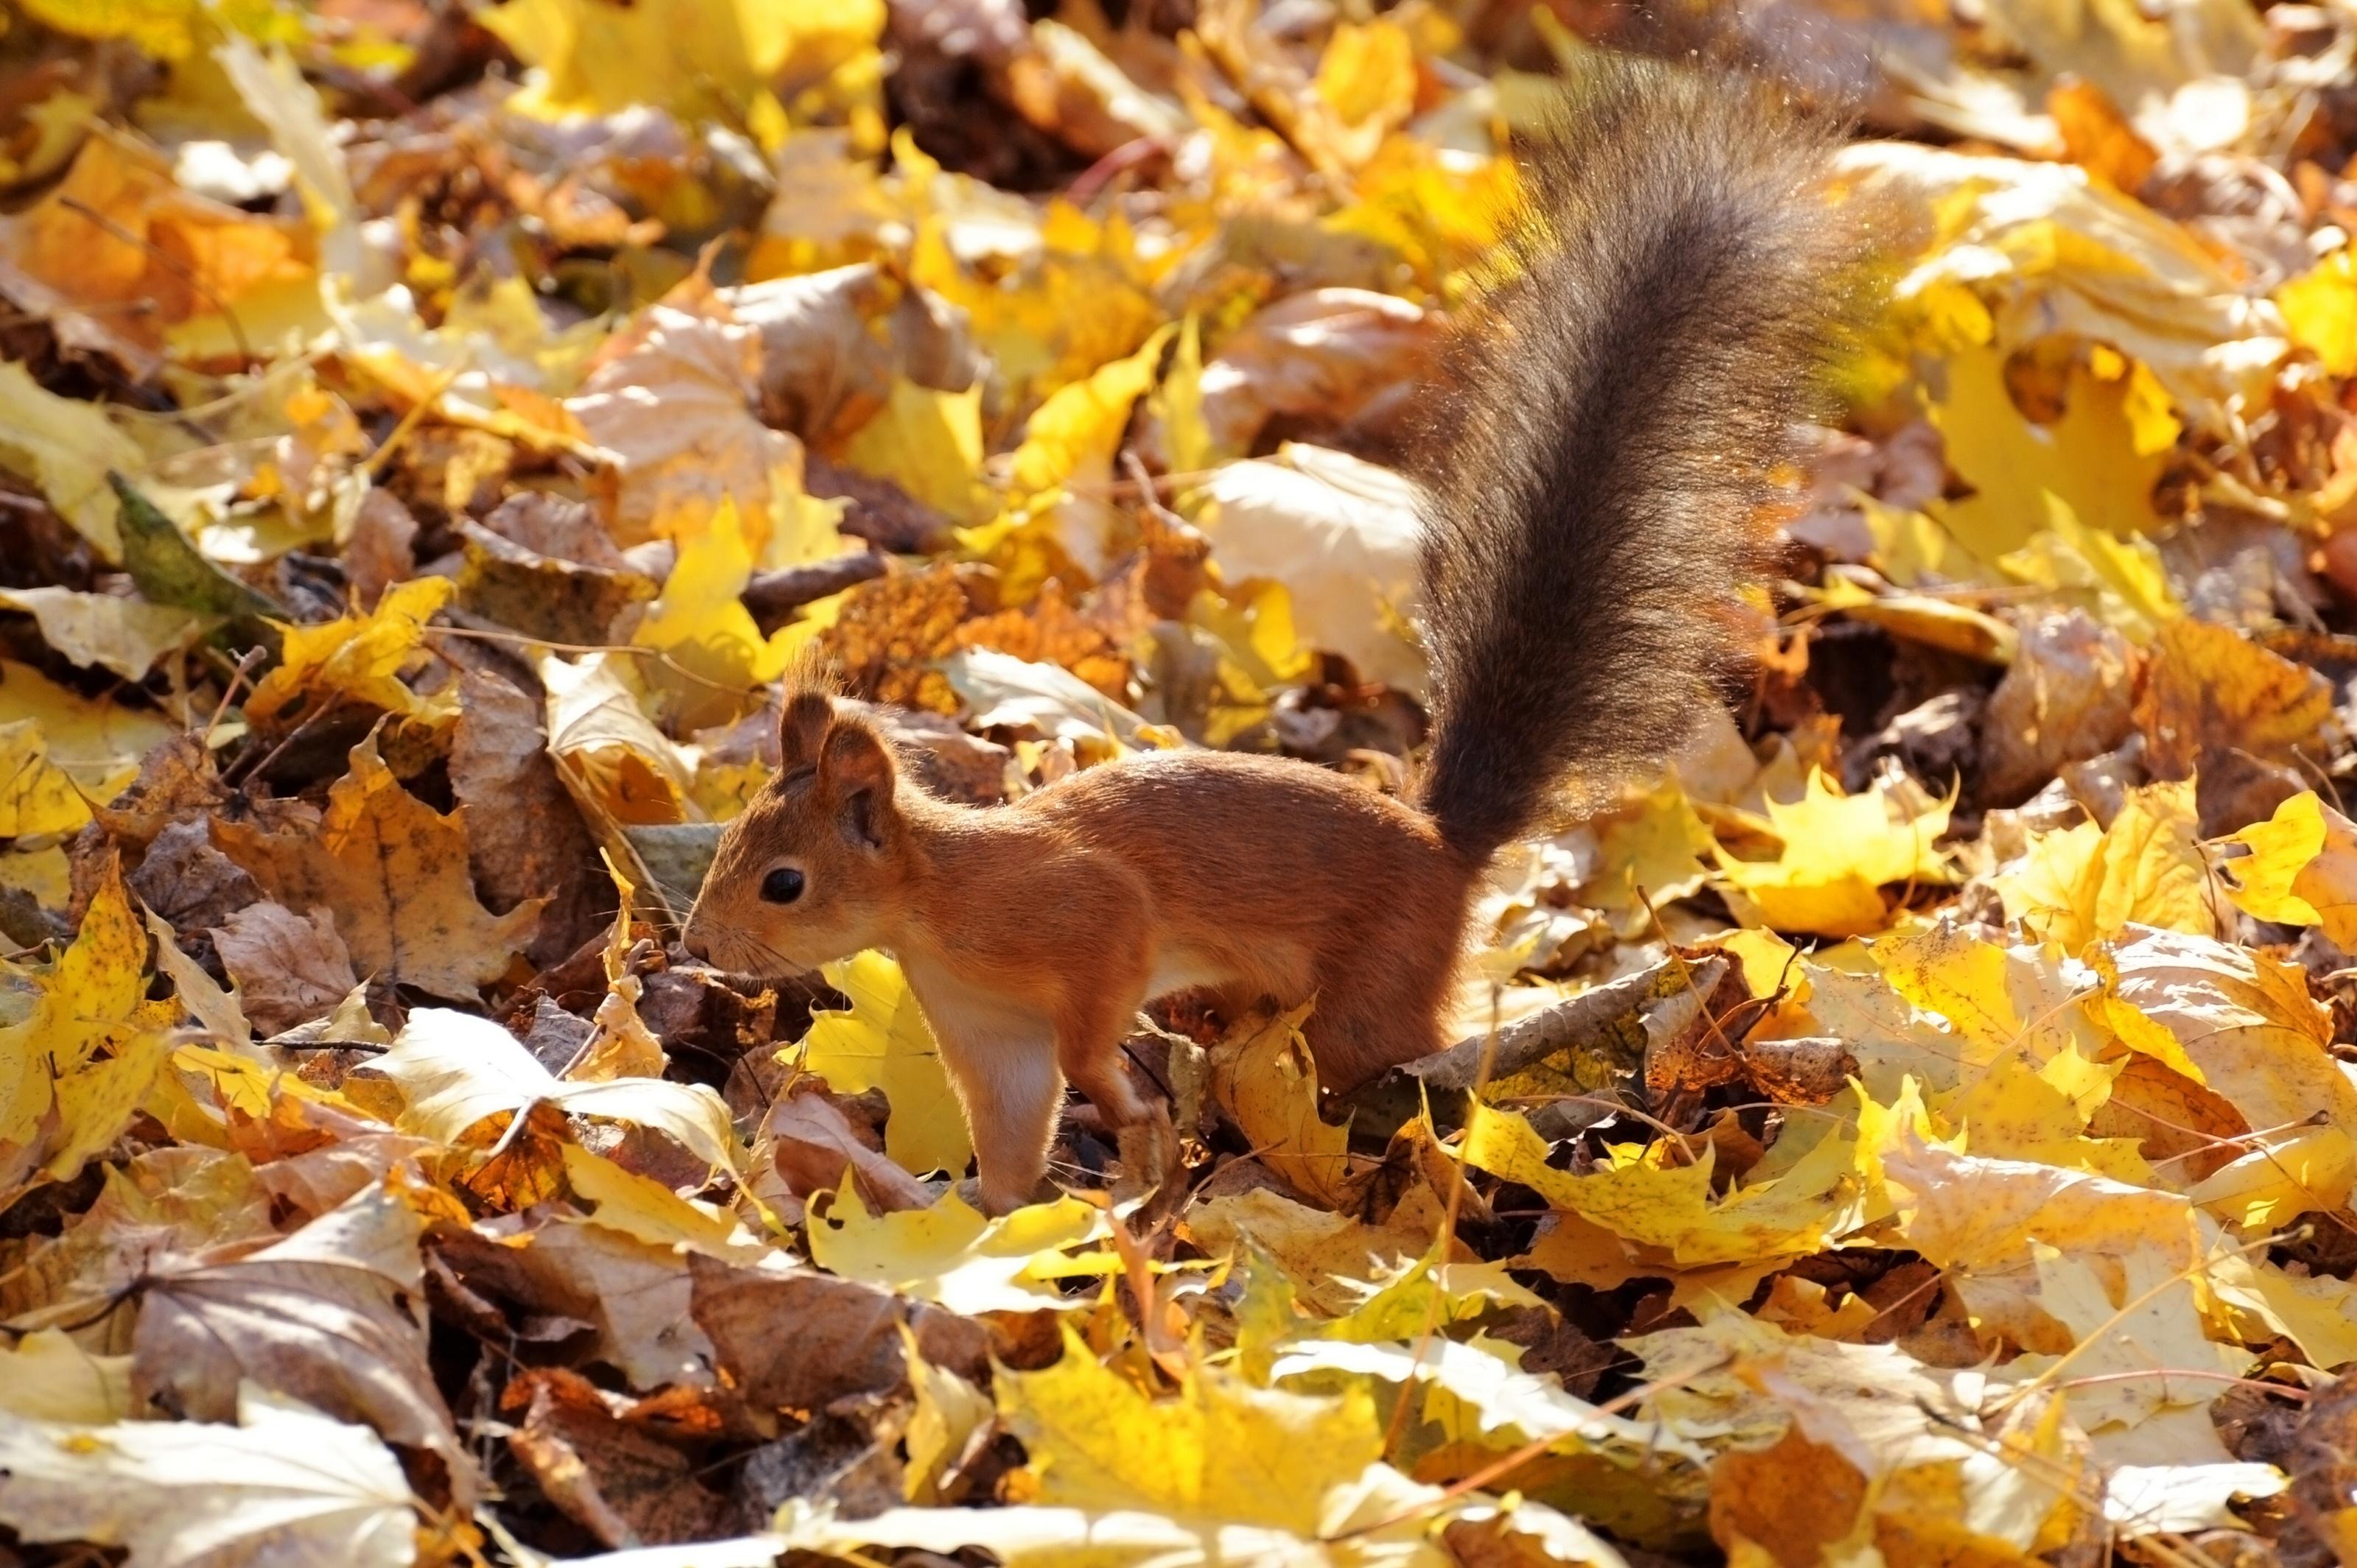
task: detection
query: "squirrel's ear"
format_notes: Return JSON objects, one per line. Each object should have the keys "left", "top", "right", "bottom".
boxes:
{"left": 779, "top": 689, "right": 835, "bottom": 770}
{"left": 821, "top": 721, "right": 896, "bottom": 850}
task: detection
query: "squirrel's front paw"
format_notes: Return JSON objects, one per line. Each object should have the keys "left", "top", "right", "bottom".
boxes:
{"left": 961, "top": 1174, "right": 1050, "bottom": 1216}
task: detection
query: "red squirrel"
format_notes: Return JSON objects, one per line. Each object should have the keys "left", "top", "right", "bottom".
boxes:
{"left": 684, "top": 60, "right": 1864, "bottom": 1214}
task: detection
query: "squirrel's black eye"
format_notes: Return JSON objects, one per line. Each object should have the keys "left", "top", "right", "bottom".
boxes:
{"left": 759, "top": 867, "right": 806, "bottom": 905}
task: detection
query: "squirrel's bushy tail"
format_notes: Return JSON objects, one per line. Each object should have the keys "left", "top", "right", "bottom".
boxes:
{"left": 1413, "top": 57, "right": 1864, "bottom": 864}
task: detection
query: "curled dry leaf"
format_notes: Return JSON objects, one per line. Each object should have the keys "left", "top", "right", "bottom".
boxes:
{"left": 376, "top": 1006, "right": 740, "bottom": 1175}
{"left": 211, "top": 901, "right": 359, "bottom": 1037}
{"left": 450, "top": 668, "right": 605, "bottom": 966}
{"left": 1977, "top": 608, "right": 2139, "bottom": 804}
{"left": 687, "top": 1250, "right": 989, "bottom": 1413}
{"left": 1193, "top": 444, "right": 1425, "bottom": 694}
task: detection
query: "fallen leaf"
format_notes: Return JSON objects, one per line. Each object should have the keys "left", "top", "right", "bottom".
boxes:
{"left": 242, "top": 577, "right": 457, "bottom": 731}
{"left": 211, "top": 901, "right": 361, "bottom": 1037}
{"left": 214, "top": 732, "right": 541, "bottom": 1000}
{"left": 0, "top": 587, "right": 208, "bottom": 681}
{"left": 2216, "top": 790, "right": 2357, "bottom": 946}
{"left": 793, "top": 950, "right": 973, "bottom": 1178}
{"left": 1193, "top": 444, "right": 1425, "bottom": 694}
{"left": 688, "top": 1250, "right": 990, "bottom": 1413}
{"left": 1992, "top": 778, "right": 2219, "bottom": 949}
{"left": 806, "top": 1179, "right": 1106, "bottom": 1315}
{"left": 1206, "top": 1002, "right": 1369, "bottom": 1209}
{"left": 449, "top": 668, "right": 603, "bottom": 966}
{"left": 376, "top": 1006, "right": 741, "bottom": 1175}
{"left": 129, "top": 1181, "right": 473, "bottom": 1497}
{"left": 0, "top": 1329, "right": 135, "bottom": 1424}
{"left": 0, "top": 1385, "right": 418, "bottom": 1568}
{"left": 1715, "top": 769, "right": 1954, "bottom": 937}
{"left": 2136, "top": 617, "right": 2336, "bottom": 791}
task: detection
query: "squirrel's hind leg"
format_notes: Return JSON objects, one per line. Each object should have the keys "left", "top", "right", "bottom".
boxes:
{"left": 1300, "top": 950, "right": 1454, "bottom": 1094}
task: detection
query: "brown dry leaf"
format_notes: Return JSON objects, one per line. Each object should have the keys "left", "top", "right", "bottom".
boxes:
{"left": 759, "top": 1086, "right": 938, "bottom": 1216}
{"left": 569, "top": 278, "right": 807, "bottom": 548}
{"left": 2136, "top": 617, "right": 2336, "bottom": 793}
{"left": 501, "top": 1366, "right": 735, "bottom": 1550}
{"left": 129, "top": 1180, "right": 474, "bottom": 1501}
{"left": 1976, "top": 608, "right": 2139, "bottom": 804}
{"left": 686, "top": 1251, "right": 989, "bottom": 1415}
{"left": 450, "top": 669, "right": 604, "bottom": 967}
{"left": 211, "top": 901, "right": 361, "bottom": 1038}
{"left": 727, "top": 266, "right": 983, "bottom": 448}
{"left": 1174, "top": 289, "right": 1440, "bottom": 462}
{"left": 1, "top": 1147, "right": 277, "bottom": 1329}
{"left": 438, "top": 1215, "right": 719, "bottom": 1391}
{"left": 213, "top": 732, "right": 543, "bottom": 1000}
{"left": 456, "top": 520, "right": 659, "bottom": 647}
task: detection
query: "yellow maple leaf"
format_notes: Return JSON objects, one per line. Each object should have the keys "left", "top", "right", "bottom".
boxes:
{"left": 0, "top": 864, "right": 175, "bottom": 1186}
{"left": 834, "top": 379, "right": 987, "bottom": 524}
{"left": 1930, "top": 342, "right": 2169, "bottom": 552}
{"left": 0, "top": 723, "right": 90, "bottom": 840}
{"left": 2188, "top": 1123, "right": 2355, "bottom": 1234}
{"left": 630, "top": 499, "right": 796, "bottom": 732}
{"left": 1880, "top": 1129, "right": 2207, "bottom": 1353}
{"left": 2215, "top": 790, "right": 2357, "bottom": 944}
{"left": 1588, "top": 776, "right": 1715, "bottom": 916}
{"left": 1997, "top": 493, "right": 2180, "bottom": 645}
{"left": 1314, "top": 20, "right": 1418, "bottom": 149}
{"left": 903, "top": 144, "right": 1165, "bottom": 409}
{"left": 244, "top": 576, "right": 457, "bottom": 730}
{"left": 482, "top": 0, "right": 884, "bottom": 124}
{"left": 540, "top": 651, "right": 699, "bottom": 829}
{"left": 779, "top": 1324, "right": 1484, "bottom": 1568}
{"left": 1715, "top": 769, "right": 1953, "bottom": 938}
{"left": 1993, "top": 778, "right": 2219, "bottom": 952}
{"left": 560, "top": 1143, "right": 756, "bottom": 1259}
{"left": 1004, "top": 1324, "right": 1383, "bottom": 1526}
{"left": 794, "top": 950, "right": 974, "bottom": 1177}
{"left": 998, "top": 325, "right": 1175, "bottom": 577}
{"left": 0, "top": 660, "right": 174, "bottom": 803}
{"left": 807, "top": 1179, "right": 1106, "bottom": 1315}
{"left": 1460, "top": 1100, "right": 1870, "bottom": 1270}
{"left": 1207, "top": 1003, "right": 1366, "bottom": 1210}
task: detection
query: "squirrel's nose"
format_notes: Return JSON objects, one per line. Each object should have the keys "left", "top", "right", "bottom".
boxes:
{"left": 682, "top": 929, "right": 712, "bottom": 963}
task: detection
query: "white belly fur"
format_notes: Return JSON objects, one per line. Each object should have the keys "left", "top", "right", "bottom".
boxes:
{"left": 1142, "top": 947, "right": 1232, "bottom": 1000}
